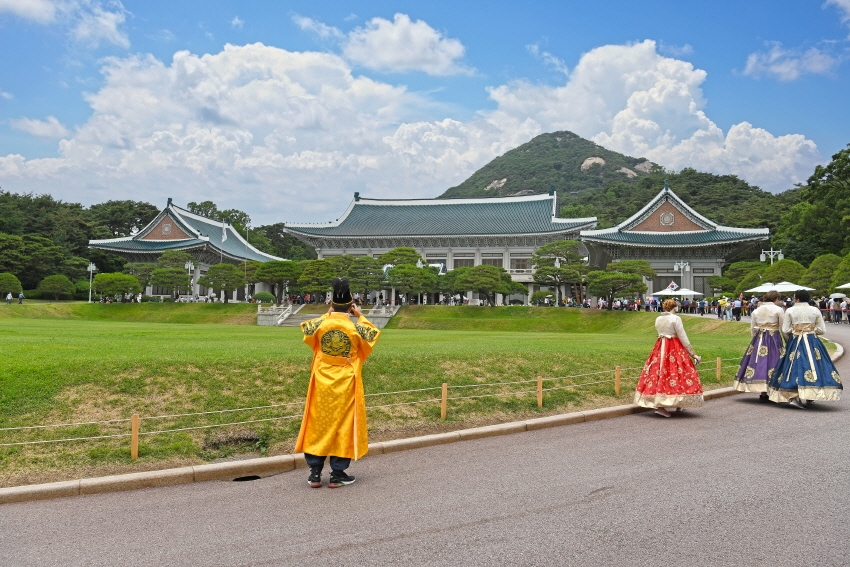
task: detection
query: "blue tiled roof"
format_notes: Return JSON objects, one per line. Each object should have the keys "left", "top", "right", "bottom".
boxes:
{"left": 286, "top": 194, "right": 596, "bottom": 237}
{"left": 580, "top": 229, "right": 768, "bottom": 247}
{"left": 89, "top": 204, "right": 283, "bottom": 262}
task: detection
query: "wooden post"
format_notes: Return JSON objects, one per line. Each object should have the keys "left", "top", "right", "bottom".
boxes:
{"left": 441, "top": 383, "right": 448, "bottom": 420}
{"left": 615, "top": 366, "right": 621, "bottom": 396}
{"left": 716, "top": 357, "right": 722, "bottom": 381}
{"left": 130, "top": 413, "right": 140, "bottom": 461}
{"left": 537, "top": 376, "right": 543, "bottom": 408}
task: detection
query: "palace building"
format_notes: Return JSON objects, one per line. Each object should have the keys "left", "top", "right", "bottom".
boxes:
{"left": 580, "top": 181, "right": 769, "bottom": 296}
{"left": 89, "top": 199, "right": 281, "bottom": 300}
{"left": 286, "top": 182, "right": 769, "bottom": 302}
{"left": 284, "top": 190, "right": 598, "bottom": 299}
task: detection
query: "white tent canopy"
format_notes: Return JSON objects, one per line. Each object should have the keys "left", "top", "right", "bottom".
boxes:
{"left": 745, "top": 281, "right": 815, "bottom": 293}
{"left": 654, "top": 287, "right": 704, "bottom": 296}
{"left": 836, "top": 282, "right": 850, "bottom": 289}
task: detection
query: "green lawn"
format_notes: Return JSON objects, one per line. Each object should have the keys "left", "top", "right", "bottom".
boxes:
{"left": 0, "top": 305, "right": 753, "bottom": 487}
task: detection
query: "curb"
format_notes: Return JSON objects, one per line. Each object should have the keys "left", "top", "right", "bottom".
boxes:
{"left": 0, "top": 387, "right": 741, "bottom": 505}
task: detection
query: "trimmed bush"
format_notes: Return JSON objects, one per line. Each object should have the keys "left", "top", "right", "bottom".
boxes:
{"left": 37, "top": 274, "right": 75, "bottom": 301}
{"left": 0, "top": 273, "right": 23, "bottom": 296}
{"left": 253, "top": 291, "right": 276, "bottom": 303}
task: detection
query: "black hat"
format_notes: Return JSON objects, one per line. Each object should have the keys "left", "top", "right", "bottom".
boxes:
{"left": 332, "top": 277, "right": 352, "bottom": 306}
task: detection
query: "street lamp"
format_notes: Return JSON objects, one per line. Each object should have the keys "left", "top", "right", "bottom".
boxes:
{"left": 185, "top": 261, "right": 195, "bottom": 296}
{"left": 673, "top": 261, "right": 690, "bottom": 272}
{"left": 87, "top": 263, "right": 97, "bottom": 303}
{"left": 760, "top": 248, "right": 784, "bottom": 265}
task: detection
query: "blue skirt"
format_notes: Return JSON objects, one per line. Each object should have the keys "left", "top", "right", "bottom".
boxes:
{"left": 768, "top": 333, "right": 843, "bottom": 402}
{"left": 734, "top": 329, "right": 783, "bottom": 393}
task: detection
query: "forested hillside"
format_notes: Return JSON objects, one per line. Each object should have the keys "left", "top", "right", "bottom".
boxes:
{"left": 441, "top": 131, "right": 658, "bottom": 199}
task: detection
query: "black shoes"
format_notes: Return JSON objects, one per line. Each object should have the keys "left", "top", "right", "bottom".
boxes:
{"left": 308, "top": 471, "right": 322, "bottom": 488}
{"left": 789, "top": 398, "right": 806, "bottom": 409}
{"left": 759, "top": 393, "right": 769, "bottom": 402}
{"left": 328, "top": 470, "right": 356, "bottom": 488}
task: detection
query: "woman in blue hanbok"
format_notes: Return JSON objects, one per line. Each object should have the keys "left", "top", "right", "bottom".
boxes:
{"left": 768, "top": 289, "right": 842, "bottom": 408}
{"left": 734, "top": 290, "right": 785, "bottom": 401}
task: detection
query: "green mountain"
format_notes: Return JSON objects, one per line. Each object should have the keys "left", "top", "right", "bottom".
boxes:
{"left": 440, "top": 130, "right": 660, "bottom": 199}
{"left": 439, "top": 130, "right": 800, "bottom": 240}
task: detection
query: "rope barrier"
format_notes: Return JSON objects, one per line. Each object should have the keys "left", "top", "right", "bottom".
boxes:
{"left": 366, "top": 398, "right": 443, "bottom": 409}
{"left": 140, "top": 402, "right": 305, "bottom": 420}
{"left": 0, "top": 432, "right": 131, "bottom": 447}
{"left": 0, "top": 417, "right": 131, "bottom": 432}
{"left": 365, "top": 386, "right": 443, "bottom": 396}
{"left": 139, "top": 415, "right": 302, "bottom": 435}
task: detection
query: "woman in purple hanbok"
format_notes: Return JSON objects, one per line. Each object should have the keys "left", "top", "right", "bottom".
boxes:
{"left": 733, "top": 290, "right": 784, "bottom": 400}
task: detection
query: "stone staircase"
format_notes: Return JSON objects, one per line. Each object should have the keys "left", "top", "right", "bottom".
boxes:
{"left": 277, "top": 312, "right": 316, "bottom": 327}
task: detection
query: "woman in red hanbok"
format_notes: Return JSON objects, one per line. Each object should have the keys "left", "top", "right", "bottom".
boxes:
{"left": 635, "top": 299, "right": 704, "bottom": 417}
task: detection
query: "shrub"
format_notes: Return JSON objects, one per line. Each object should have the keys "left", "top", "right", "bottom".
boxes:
{"left": 253, "top": 291, "right": 276, "bottom": 303}
{"left": 0, "top": 273, "right": 23, "bottom": 296}
{"left": 37, "top": 274, "right": 75, "bottom": 301}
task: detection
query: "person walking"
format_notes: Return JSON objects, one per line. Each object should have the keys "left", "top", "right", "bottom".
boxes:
{"left": 733, "top": 290, "right": 784, "bottom": 401}
{"left": 18, "top": 292, "right": 24, "bottom": 304}
{"left": 768, "top": 289, "right": 842, "bottom": 408}
{"left": 635, "top": 299, "right": 704, "bottom": 417}
{"left": 295, "top": 277, "right": 381, "bottom": 488}
{"left": 5, "top": 292, "right": 11, "bottom": 305}
{"left": 831, "top": 297, "right": 843, "bottom": 325}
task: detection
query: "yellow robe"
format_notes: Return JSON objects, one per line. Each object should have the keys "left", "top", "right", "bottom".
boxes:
{"left": 294, "top": 312, "right": 380, "bottom": 460}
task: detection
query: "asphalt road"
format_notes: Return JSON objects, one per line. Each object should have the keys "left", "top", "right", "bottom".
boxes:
{"left": 2, "top": 321, "right": 849, "bottom": 567}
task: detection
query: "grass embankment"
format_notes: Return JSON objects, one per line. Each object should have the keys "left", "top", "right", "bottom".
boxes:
{"left": 0, "top": 301, "right": 258, "bottom": 325}
{"left": 0, "top": 306, "right": 752, "bottom": 487}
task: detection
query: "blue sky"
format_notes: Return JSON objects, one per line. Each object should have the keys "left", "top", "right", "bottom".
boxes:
{"left": 1, "top": 0, "right": 849, "bottom": 224}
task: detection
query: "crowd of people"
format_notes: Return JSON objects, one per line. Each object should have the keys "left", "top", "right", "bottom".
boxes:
{"left": 636, "top": 289, "right": 843, "bottom": 417}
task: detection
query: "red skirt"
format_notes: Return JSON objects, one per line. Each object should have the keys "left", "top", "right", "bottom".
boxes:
{"left": 634, "top": 336, "right": 704, "bottom": 409}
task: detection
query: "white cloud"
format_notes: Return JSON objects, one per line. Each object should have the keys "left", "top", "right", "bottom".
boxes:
{"left": 148, "top": 29, "right": 175, "bottom": 42}
{"left": 71, "top": 1, "right": 129, "bottom": 48}
{"left": 527, "top": 43, "right": 569, "bottom": 76}
{"left": 743, "top": 42, "right": 838, "bottom": 80}
{"left": 343, "top": 13, "right": 471, "bottom": 75}
{"left": 231, "top": 16, "right": 243, "bottom": 29}
{"left": 292, "top": 15, "right": 344, "bottom": 41}
{"left": 0, "top": 40, "right": 821, "bottom": 225}
{"left": 658, "top": 42, "right": 694, "bottom": 57}
{"left": 0, "top": 0, "right": 57, "bottom": 23}
{"left": 11, "top": 115, "right": 70, "bottom": 138}
{"left": 481, "top": 41, "right": 819, "bottom": 192}
{"left": 0, "top": 0, "right": 129, "bottom": 47}
{"left": 0, "top": 90, "right": 13, "bottom": 99}
{"left": 825, "top": 0, "right": 850, "bottom": 24}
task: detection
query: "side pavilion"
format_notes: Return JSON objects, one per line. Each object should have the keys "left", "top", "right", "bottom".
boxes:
{"left": 88, "top": 199, "right": 282, "bottom": 300}
{"left": 579, "top": 181, "right": 769, "bottom": 297}
{"left": 284, "top": 191, "right": 598, "bottom": 301}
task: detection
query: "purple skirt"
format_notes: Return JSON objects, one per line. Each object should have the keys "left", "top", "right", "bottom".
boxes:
{"left": 733, "top": 329, "right": 784, "bottom": 393}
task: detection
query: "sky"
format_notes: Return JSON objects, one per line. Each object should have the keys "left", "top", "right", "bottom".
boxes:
{"left": 1, "top": 0, "right": 849, "bottom": 226}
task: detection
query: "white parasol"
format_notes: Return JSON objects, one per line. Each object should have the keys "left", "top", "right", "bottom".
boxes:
{"left": 836, "top": 282, "right": 850, "bottom": 289}
{"left": 654, "top": 287, "right": 704, "bottom": 296}
{"left": 745, "top": 281, "right": 814, "bottom": 293}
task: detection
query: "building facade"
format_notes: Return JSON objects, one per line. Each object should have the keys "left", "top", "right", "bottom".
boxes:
{"left": 580, "top": 181, "right": 769, "bottom": 296}
{"left": 284, "top": 191, "right": 598, "bottom": 300}
{"left": 89, "top": 199, "right": 282, "bottom": 300}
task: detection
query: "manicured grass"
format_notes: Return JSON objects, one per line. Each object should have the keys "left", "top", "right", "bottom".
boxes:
{"left": 0, "top": 301, "right": 258, "bottom": 324}
{"left": 0, "top": 307, "right": 753, "bottom": 487}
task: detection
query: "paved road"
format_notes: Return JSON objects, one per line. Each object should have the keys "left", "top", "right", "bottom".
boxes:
{"left": 3, "top": 321, "right": 849, "bottom": 567}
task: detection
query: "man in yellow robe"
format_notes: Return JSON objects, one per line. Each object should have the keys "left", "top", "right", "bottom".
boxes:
{"left": 295, "top": 277, "right": 381, "bottom": 488}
